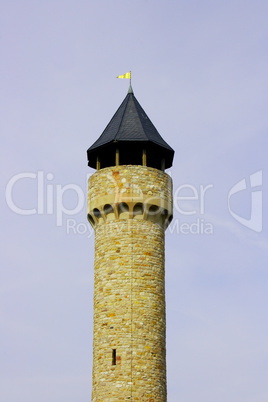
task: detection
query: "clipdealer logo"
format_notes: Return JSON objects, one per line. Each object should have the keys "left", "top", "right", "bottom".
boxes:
{"left": 228, "top": 170, "right": 263, "bottom": 233}
{"left": 5, "top": 169, "right": 264, "bottom": 235}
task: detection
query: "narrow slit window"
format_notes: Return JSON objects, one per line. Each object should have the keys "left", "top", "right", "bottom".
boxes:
{"left": 112, "top": 349, "right": 116, "bottom": 365}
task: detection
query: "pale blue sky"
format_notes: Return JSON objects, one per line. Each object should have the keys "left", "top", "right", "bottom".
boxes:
{"left": 1, "top": 1, "right": 268, "bottom": 401}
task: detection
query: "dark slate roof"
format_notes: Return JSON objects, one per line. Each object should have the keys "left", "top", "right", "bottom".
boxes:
{"left": 87, "top": 87, "right": 174, "bottom": 169}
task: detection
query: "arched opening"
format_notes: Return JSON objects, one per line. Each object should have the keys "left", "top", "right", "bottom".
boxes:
{"left": 167, "top": 215, "right": 173, "bottom": 226}
{"left": 93, "top": 208, "right": 102, "bottom": 223}
{"left": 148, "top": 205, "right": 160, "bottom": 215}
{"left": 118, "top": 202, "right": 129, "bottom": 219}
{"left": 160, "top": 208, "right": 169, "bottom": 226}
{"left": 87, "top": 213, "right": 95, "bottom": 227}
{"left": 104, "top": 204, "right": 115, "bottom": 221}
{"left": 133, "top": 203, "right": 144, "bottom": 219}
{"left": 147, "top": 205, "right": 162, "bottom": 224}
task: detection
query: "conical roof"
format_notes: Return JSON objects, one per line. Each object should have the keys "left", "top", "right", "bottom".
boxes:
{"left": 87, "top": 88, "right": 174, "bottom": 169}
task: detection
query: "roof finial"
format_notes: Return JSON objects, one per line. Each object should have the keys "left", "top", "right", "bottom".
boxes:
{"left": 128, "top": 83, "right": 133, "bottom": 94}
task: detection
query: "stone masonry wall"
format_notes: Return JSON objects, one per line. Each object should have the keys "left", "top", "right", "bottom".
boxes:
{"left": 88, "top": 166, "right": 173, "bottom": 401}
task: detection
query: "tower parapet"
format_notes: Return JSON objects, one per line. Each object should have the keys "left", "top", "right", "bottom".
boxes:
{"left": 88, "top": 165, "right": 173, "bottom": 229}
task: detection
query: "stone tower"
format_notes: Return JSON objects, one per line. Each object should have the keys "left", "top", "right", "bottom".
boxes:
{"left": 87, "top": 86, "right": 174, "bottom": 401}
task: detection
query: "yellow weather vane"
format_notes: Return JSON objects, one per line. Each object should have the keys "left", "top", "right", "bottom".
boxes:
{"left": 116, "top": 71, "right": 132, "bottom": 84}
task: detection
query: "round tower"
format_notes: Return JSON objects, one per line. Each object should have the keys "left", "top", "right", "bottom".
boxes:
{"left": 87, "top": 87, "right": 174, "bottom": 401}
